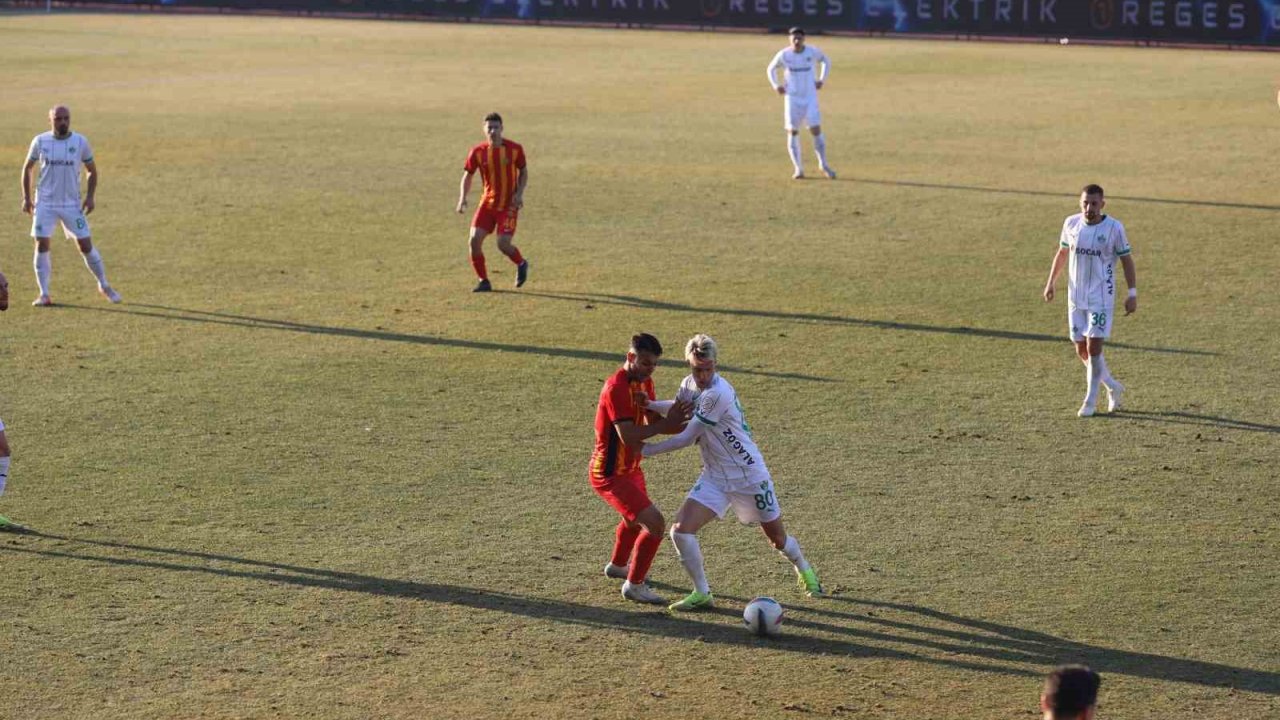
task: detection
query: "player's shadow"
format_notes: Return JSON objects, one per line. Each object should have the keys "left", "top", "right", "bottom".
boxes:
{"left": 518, "top": 291, "right": 1216, "bottom": 357}
{"left": 844, "top": 177, "right": 1280, "bottom": 213}
{"left": 1109, "top": 409, "right": 1280, "bottom": 434}
{"left": 5, "top": 532, "right": 1278, "bottom": 695}
{"left": 64, "top": 303, "right": 832, "bottom": 383}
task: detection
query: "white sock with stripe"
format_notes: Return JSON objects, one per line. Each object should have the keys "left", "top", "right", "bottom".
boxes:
{"left": 670, "top": 530, "right": 711, "bottom": 595}
{"left": 779, "top": 535, "right": 811, "bottom": 573}
{"left": 34, "top": 250, "right": 51, "bottom": 296}
{"left": 788, "top": 135, "right": 803, "bottom": 174}
{"left": 82, "top": 247, "right": 109, "bottom": 287}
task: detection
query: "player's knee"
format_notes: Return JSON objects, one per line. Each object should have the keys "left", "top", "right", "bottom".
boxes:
{"left": 77, "top": 239, "right": 94, "bottom": 254}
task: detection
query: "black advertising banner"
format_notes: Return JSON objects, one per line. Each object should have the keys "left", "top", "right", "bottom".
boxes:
{"left": 27, "top": 0, "right": 1280, "bottom": 44}
{"left": 855, "top": 1, "right": 1280, "bottom": 45}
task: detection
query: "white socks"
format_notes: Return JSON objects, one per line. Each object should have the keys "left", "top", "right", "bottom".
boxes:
{"left": 1084, "top": 354, "right": 1104, "bottom": 407}
{"left": 787, "top": 135, "right": 803, "bottom": 174}
{"left": 670, "top": 530, "right": 711, "bottom": 595}
{"left": 813, "top": 133, "right": 829, "bottom": 168}
{"left": 0, "top": 455, "right": 9, "bottom": 496}
{"left": 779, "top": 535, "right": 812, "bottom": 573}
{"left": 82, "top": 247, "right": 109, "bottom": 287}
{"left": 34, "top": 250, "right": 51, "bottom": 296}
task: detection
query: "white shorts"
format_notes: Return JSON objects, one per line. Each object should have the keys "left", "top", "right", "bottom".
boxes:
{"left": 31, "top": 205, "right": 91, "bottom": 240}
{"left": 0, "top": 417, "right": 5, "bottom": 432}
{"left": 686, "top": 474, "right": 781, "bottom": 525}
{"left": 784, "top": 96, "right": 821, "bottom": 130}
{"left": 1068, "top": 307, "right": 1113, "bottom": 341}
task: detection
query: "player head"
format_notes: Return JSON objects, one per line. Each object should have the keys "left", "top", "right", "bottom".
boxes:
{"left": 1079, "top": 184, "right": 1106, "bottom": 223}
{"left": 483, "top": 112, "right": 504, "bottom": 145}
{"left": 1040, "top": 665, "right": 1101, "bottom": 720}
{"left": 625, "top": 332, "right": 663, "bottom": 382}
{"left": 788, "top": 27, "right": 806, "bottom": 51}
{"left": 49, "top": 105, "right": 71, "bottom": 138}
{"left": 684, "top": 334, "right": 718, "bottom": 390}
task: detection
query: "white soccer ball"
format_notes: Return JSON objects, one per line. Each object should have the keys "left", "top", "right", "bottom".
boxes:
{"left": 742, "top": 596, "right": 784, "bottom": 637}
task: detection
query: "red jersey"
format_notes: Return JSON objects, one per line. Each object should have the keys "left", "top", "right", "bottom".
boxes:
{"left": 463, "top": 140, "right": 526, "bottom": 212}
{"left": 590, "top": 367, "right": 654, "bottom": 481}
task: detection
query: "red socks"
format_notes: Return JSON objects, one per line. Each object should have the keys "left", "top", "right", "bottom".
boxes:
{"left": 470, "top": 254, "right": 488, "bottom": 281}
{"left": 628, "top": 528, "right": 662, "bottom": 585}
{"left": 611, "top": 520, "right": 640, "bottom": 567}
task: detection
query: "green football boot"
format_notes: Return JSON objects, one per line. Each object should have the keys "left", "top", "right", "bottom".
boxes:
{"left": 667, "top": 590, "right": 714, "bottom": 612}
{"left": 0, "top": 514, "right": 29, "bottom": 533}
{"left": 796, "top": 567, "right": 825, "bottom": 597}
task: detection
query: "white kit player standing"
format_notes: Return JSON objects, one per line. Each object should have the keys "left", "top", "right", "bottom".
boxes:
{"left": 1043, "top": 184, "right": 1138, "bottom": 417}
{"left": 21, "top": 105, "right": 122, "bottom": 306}
{"left": 767, "top": 27, "right": 835, "bottom": 180}
{"left": 642, "top": 334, "right": 824, "bottom": 612}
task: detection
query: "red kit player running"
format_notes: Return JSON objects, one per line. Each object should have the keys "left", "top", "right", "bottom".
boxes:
{"left": 589, "top": 333, "right": 691, "bottom": 604}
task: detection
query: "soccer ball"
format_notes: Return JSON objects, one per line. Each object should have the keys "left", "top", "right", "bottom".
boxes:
{"left": 742, "top": 596, "right": 784, "bottom": 637}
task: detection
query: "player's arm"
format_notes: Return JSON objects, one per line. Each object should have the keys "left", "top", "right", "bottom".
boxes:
{"left": 82, "top": 159, "right": 97, "bottom": 215}
{"left": 815, "top": 49, "right": 830, "bottom": 90}
{"left": 642, "top": 414, "right": 707, "bottom": 457}
{"left": 512, "top": 165, "right": 527, "bottom": 210}
{"left": 614, "top": 405, "right": 688, "bottom": 449}
{"left": 1043, "top": 246, "right": 1068, "bottom": 302}
{"left": 1120, "top": 254, "right": 1137, "bottom": 314}
{"left": 767, "top": 53, "right": 785, "bottom": 94}
{"left": 456, "top": 170, "right": 474, "bottom": 214}
{"left": 20, "top": 158, "right": 35, "bottom": 214}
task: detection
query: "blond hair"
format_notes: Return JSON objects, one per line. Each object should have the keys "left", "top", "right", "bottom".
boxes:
{"left": 685, "top": 334, "right": 718, "bottom": 363}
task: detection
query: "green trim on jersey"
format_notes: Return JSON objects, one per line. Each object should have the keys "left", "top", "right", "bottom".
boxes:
{"left": 694, "top": 412, "right": 716, "bottom": 426}
{"left": 1116, "top": 247, "right": 1131, "bottom": 256}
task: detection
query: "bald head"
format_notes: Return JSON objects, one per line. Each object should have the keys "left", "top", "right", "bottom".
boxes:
{"left": 49, "top": 105, "right": 71, "bottom": 137}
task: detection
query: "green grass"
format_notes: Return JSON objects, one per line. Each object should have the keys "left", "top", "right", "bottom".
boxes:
{"left": 1, "top": 11, "right": 1278, "bottom": 719}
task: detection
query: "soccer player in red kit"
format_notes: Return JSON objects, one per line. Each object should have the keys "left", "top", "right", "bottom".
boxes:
{"left": 590, "top": 333, "right": 691, "bottom": 604}
{"left": 456, "top": 112, "right": 529, "bottom": 293}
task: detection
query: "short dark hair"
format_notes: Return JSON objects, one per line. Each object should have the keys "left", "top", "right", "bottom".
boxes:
{"left": 1081, "top": 183, "right": 1104, "bottom": 197}
{"left": 630, "top": 333, "right": 663, "bottom": 357}
{"left": 484, "top": 112, "right": 503, "bottom": 125}
{"left": 788, "top": 26, "right": 805, "bottom": 36}
{"left": 1043, "top": 665, "right": 1101, "bottom": 718}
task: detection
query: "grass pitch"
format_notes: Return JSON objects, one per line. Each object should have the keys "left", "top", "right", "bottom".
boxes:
{"left": 1, "top": 11, "right": 1278, "bottom": 719}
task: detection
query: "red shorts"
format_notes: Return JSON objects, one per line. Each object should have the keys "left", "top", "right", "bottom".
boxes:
{"left": 591, "top": 469, "right": 652, "bottom": 522}
{"left": 472, "top": 205, "right": 518, "bottom": 236}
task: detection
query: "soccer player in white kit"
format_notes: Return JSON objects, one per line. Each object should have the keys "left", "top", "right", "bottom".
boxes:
{"left": 767, "top": 27, "right": 835, "bottom": 180}
{"left": 1043, "top": 184, "right": 1138, "bottom": 417}
{"left": 642, "top": 334, "right": 824, "bottom": 612}
{"left": 20, "top": 106, "right": 122, "bottom": 306}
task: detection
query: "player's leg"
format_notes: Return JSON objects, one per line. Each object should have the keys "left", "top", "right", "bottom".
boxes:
{"left": 809, "top": 114, "right": 835, "bottom": 179}
{"left": 667, "top": 496, "right": 720, "bottom": 611}
{"left": 0, "top": 423, "right": 19, "bottom": 532}
{"left": 31, "top": 235, "right": 52, "bottom": 306}
{"left": 605, "top": 518, "right": 642, "bottom": 579}
{"left": 494, "top": 213, "right": 528, "bottom": 288}
{"left": 467, "top": 222, "right": 492, "bottom": 292}
{"left": 1069, "top": 310, "right": 1095, "bottom": 416}
{"left": 740, "top": 479, "right": 824, "bottom": 597}
{"left": 785, "top": 97, "right": 804, "bottom": 178}
{"left": 622, "top": 503, "right": 667, "bottom": 603}
{"left": 1078, "top": 310, "right": 1112, "bottom": 417}
{"left": 73, "top": 230, "right": 121, "bottom": 303}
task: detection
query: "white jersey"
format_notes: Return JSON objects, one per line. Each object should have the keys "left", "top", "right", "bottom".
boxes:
{"left": 767, "top": 46, "right": 829, "bottom": 100}
{"left": 1060, "top": 213, "right": 1131, "bottom": 312}
{"left": 27, "top": 131, "right": 93, "bottom": 208}
{"left": 675, "top": 374, "right": 769, "bottom": 488}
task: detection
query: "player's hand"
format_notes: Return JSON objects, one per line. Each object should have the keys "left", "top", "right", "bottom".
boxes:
{"left": 1043, "top": 285, "right": 1055, "bottom": 302}
{"left": 775, "top": 86, "right": 786, "bottom": 95}
{"left": 661, "top": 399, "right": 693, "bottom": 432}
{"left": 1124, "top": 296, "right": 1137, "bottom": 315}
{"left": 0, "top": 270, "right": 8, "bottom": 311}
{"left": 82, "top": 196, "right": 95, "bottom": 215}
{"left": 815, "top": 80, "right": 824, "bottom": 90}
{"left": 511, "top": 194, "right": 524, "bottom": 211}
{"left": 21, "top": 198, "right": 33, "bottom": 215}
{"left": 456, "top": 198, "right": 467, "bottom": 214}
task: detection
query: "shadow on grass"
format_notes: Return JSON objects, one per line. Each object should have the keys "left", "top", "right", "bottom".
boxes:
{"left": 64, "top": 303, "right": 832, "bottom": 383}
{"left": 5, "top": 532, "right": 1277, "bottom": 694}
{"left": 518, "top": 291, "right": 1217, "bottom": 357}
{"left": 843, "top": 177, "right": 1280, "bottom": 213}
{"left": 1111, "top": 409, "right": 1280, "bottom": 434}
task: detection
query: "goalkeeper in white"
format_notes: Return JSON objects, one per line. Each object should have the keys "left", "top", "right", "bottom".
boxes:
{"left": 642, "top": 334, "right": 823, "bottom": 612}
